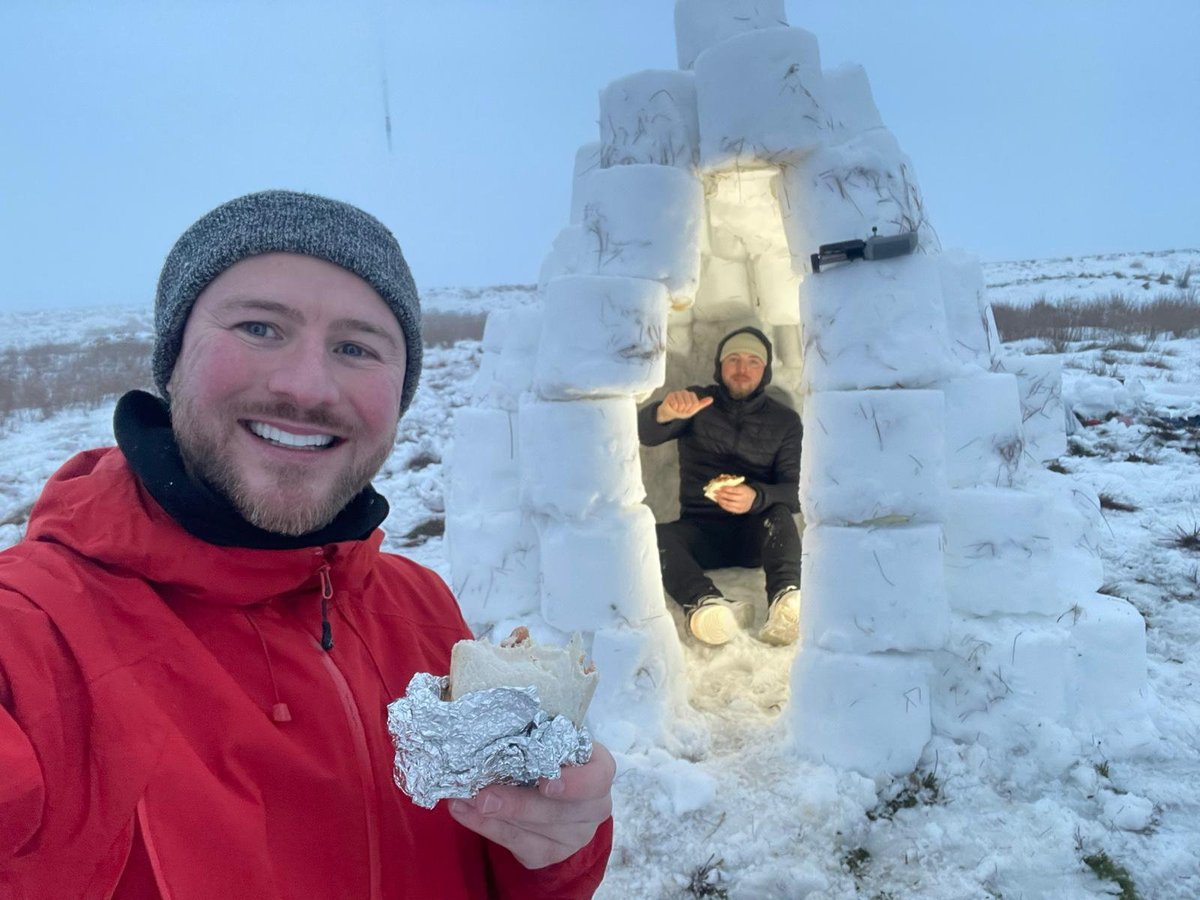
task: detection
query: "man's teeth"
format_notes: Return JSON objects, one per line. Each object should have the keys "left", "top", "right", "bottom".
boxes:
{"left": 247, "top": 422, "right": 336, "bottom": 449}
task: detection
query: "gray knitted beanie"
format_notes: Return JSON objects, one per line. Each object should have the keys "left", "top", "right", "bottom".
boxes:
{"left": 153, "top": 189, "right": 422, "bottom": 415}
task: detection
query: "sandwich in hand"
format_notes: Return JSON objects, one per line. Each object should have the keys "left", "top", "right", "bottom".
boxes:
{"left": 703, "top": 473, "right": 745, "bottom": 501}
{"left": 449, "top": 627, "right": 598, "bottom": 727}
{"left": 388, "top": 627, "right": 597, "bottom": 807}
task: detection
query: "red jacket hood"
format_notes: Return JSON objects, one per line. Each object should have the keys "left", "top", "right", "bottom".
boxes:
{"left": 25, "top": 446, "right": 382, "bottom": 607}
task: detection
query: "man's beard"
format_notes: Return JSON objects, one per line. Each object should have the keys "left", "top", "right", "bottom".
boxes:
{"left": 725, "top": 381, "right": 756, "bottom": 400}
{"left": 171, "top": 395, "right": 394, "bottom": 537}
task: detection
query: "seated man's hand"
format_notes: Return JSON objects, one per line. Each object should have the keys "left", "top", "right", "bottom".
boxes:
{"left": 447, "top": 740, "right": 615, "bottom": 869}
{"left": 713, "top": 483, "right": 756, "bottom": 514}
{"left": 656, "top": 390, "right": 713, "bottom": 423}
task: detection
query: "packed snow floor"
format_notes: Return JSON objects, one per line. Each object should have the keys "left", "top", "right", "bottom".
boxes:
{"left": 2, "top": 297, "right": 1199, "bottom": 898}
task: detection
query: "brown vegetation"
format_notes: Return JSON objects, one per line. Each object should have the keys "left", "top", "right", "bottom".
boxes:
{"left": 992, "top": 291, "right": 1200, "bottom": 343}
{"left": 0, "top": 312, "right": 487, "bottom": 422}
{"left": 421, "top": 311, "right": 487, "bottom": 346}
{"left": 0, "top": 338, "right": 154, "bottom": 421}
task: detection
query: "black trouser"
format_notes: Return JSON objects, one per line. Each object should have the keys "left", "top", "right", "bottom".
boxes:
{"left": 655, "top": 504, "right": 802, "bottom": 611}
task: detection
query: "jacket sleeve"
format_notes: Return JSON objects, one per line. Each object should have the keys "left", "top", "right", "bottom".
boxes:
{"left": 748, "top": 412, "right": 802, "bottom": 514}
{"left": 637, "top": 399, "right": 691, "bottom": 447}
{"left": 485, "top": 817, "right": 613, "bottom": 900}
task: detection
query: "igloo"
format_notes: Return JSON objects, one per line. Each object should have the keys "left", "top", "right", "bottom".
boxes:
{"left": 445, "top": 0, "right": 1154, "bottom": 776}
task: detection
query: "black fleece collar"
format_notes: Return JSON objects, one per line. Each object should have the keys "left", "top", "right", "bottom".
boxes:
{"left": 113, "top": 390, "right": 389, "bottom": 550}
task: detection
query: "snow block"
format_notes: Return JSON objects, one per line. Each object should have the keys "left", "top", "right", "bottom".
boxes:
{"left": 518, "top": 396, "right": 644, "bottom": 519}
{"left": 673, "top": 0, "right": 787, "bottom": 71}
{"left": 1027, "top": 469, "right": 1105, "bottom": 596}
{"left": 940, "top": 373, "right": 1024, "bottom": 488}
{"left": 750, "top": 250, "right": 801, "bottom": 326}
{"left": 534, "top": 275, "right": 668, "bottom": 401}
{"left": 537, "top": 505, "right": 666, "bottom": 632}
{"left": 937, "top": 249, "right": 992, "bottom": 366}
{"left": 538, "top": 224, "right": 590, "bottom": 289}
{"left": 706, "top": 168, "right": 789, "bottom": 258}
{"left": 779, "top": 129, "right": 939, "bottom": 264}
{"left": 820, "top": 63, "right": 884, "bottom": 140}
{"left": 445, "top": 510, "right": 540, "bottom": 624}
{"left": 773, "top": 322, "right": 803, "bottom": 370}
{"left": 992, "top": 355, "right": 1067, "bottom": 462}
{"left": 569, "top": 142, "right": 603, "bottom": 224}
{"left": 1068, "top": 593, "right": 1152, "bottom": 747}
{"left": 693, "top": 255, "right": 751, "bottom": 322}
{"left": 943, "top": 487, "right": 1077, "bottom": 616}
{"left": 983, "top": 306, "right": 1002, "bottom": 364}
{"left": 667, "top": 316, "right": 693, "bottom": 358}
{"left": 600, "top": 69, "right": 699, "bottom": 170}
{"left": 937, "top": 614, "right": 1074, "bottom": 732}
{"left": 800, "top": 389, "right": 947, "bottom": 527}
{"left": 797, "top": 253, "right": 957, "bottom": 391}
{"left": 589, "top": 616, "right": 690, "bottom": 753}
{"left": 480, "top": 307, "right": 512, "bottom": 354}
{"left": 446, "top": 407, "right": 519, "bottom": 514}
{"left": 571, "top": 164, "right": 705, "bottom": 307}
{"left": 694, "top": 27, "right": 827, "bottom": 171}
{"left": 474, "top": 308, "right": 543, "bottom": 411}
{"left": 788, "top": 647, "right": 932, "bottom": 778}
{"left": 800, "top": 524, "right": 949, "bottom": 654}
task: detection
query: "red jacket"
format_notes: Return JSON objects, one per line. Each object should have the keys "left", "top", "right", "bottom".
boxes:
{"left": 0, "top": 448, "right": 610, "bottom": 899}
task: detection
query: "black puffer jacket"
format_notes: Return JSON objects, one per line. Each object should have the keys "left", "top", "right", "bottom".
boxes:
{"left": 638, "top": 327, "right": 802, "bottom": 518}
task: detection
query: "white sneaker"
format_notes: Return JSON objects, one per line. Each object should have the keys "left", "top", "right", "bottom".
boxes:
{"left": 759, "top": 589, "right": 800, "bottom": 645}
{"left": 688, "top": 596, "right": 750, "bottom": 646}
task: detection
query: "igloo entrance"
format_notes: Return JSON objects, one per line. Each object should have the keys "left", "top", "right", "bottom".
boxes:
{"left": 445, "top": 1, "right": 1154, "bottom": 779}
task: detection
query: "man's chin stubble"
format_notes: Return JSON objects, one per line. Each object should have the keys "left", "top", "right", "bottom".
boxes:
{"left": 173, "top": 423, "right": 389, "bottom": 536}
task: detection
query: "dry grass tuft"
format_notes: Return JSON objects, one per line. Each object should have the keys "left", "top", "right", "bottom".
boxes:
{"left": 1099, "top": 493, "right": 1139, "bottom": 512}
{"left": 1162, "top": 522, "right": 1200, "bottom": 553}
{"left": 685, "top": 855, "right": 729, "bottom": 898}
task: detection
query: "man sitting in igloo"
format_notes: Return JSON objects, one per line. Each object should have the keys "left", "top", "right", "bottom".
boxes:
{"left": 638, "top": 326, "right": 803, "bottom": 647}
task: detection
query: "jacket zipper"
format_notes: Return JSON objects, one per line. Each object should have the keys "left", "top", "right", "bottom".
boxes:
{"left": 317, "top": 562, "right": 334, "bottom": 651}
{"left": 313, "top": 559, "right": 383, "bottom": 900}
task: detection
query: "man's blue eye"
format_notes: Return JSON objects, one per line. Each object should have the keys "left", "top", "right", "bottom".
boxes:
{"left": 338, "top": 343, "right": 370, "bottom": 358}
{"left": 243, "top": 322, "right": 272, "bottom": 337}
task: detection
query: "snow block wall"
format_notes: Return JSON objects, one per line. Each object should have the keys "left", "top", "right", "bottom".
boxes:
{"left": 446, "top": 2, "right": 1154, "bottom": 776}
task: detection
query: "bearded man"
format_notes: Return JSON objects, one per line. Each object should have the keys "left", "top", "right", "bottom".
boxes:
{"left": 0, "top": 191, "right": 612, "bottom": 899}
{"left": 638, "top": 326, "right": 804, "bottom": 647}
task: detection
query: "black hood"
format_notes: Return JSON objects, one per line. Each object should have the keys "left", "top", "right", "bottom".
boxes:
{"left": 713, "top": 326, "right": 774, "bottom": 397}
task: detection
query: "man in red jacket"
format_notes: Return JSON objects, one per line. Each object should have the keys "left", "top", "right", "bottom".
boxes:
{"left": 0, "top": 190, "right": 613, "bottom": 898}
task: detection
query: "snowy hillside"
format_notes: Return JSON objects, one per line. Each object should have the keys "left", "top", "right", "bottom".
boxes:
{"left": 1, "top": 252, "right": 1199, "bottom": 898}
{"left": 983, "top": 247, "right": 1199, "bottom": 308}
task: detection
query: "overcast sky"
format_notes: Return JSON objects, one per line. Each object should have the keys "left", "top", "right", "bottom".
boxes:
{"left": 2, "top": 1, "right": 1197, "bottom": 312}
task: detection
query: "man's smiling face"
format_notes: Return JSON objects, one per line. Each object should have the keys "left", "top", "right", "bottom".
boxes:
{"left": 167, "top": 252, "right": 406, "bottom": 535}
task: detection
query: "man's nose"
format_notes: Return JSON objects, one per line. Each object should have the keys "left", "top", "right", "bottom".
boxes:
{"left": 265, "top": 340, "right": 340, "bottom": 408}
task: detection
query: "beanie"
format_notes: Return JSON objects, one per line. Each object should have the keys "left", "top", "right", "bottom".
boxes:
{"left": 153, "top": 189, "right": 423, "bottom": 415}
{"left": 718, "top": 331, "right": 769, "bottom": 363}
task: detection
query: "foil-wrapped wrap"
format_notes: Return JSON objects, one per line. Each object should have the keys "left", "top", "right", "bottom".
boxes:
{"left": 387, "top": 672, "right": 593, "bottom": 809}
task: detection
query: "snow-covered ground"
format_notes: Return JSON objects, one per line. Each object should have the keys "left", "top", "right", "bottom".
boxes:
{"left": 2, "top": 253, "right": 1199, "bottom": 898}
{"left": 983, "top": 247, "right": 1199, "bottom": 308}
